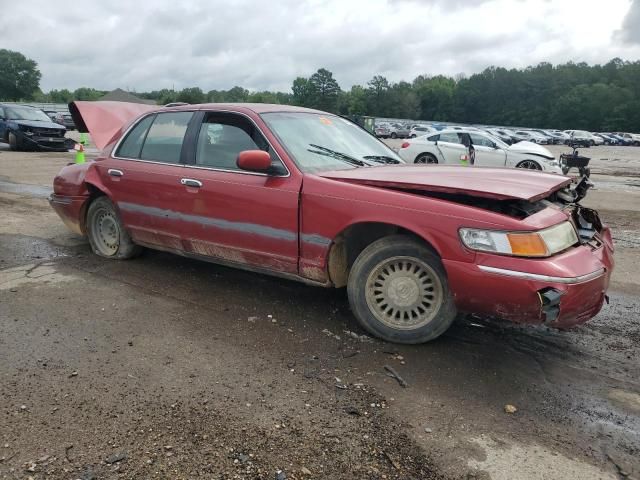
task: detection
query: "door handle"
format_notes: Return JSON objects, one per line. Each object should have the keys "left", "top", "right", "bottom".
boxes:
{"left": 108, "top": 169, "right": 123, "bottom": 177}
{"left": 181, "top": 178, "right": 203, "bottom": 188}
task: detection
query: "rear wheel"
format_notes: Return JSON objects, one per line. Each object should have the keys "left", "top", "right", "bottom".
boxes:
{"left": 390, "top": 132, "right": 397, "bottom": 139}
{"left": 86, "top": 196, "right": 142, "bottom": 259}
{"left": 516, "top": 159, "right": 542, "bottom": 170}
{"left": 415, "top": 153, "right": 438, "bottom": 164}
{"left": 8, "top": 132, "right": 21, "bottom": 151}
{"left": 347, "top": 235, "right": 456, "bottom": 344}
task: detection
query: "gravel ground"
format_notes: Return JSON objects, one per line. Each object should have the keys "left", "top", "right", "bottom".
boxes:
{"left": 1, "top": 141, "right": 639, "bottom": 480}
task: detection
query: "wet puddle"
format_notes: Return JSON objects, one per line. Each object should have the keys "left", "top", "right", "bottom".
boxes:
{"left": 0, "top": 179, "right": 52, "bottom": 198}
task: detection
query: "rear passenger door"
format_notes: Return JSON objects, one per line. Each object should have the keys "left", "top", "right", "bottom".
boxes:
{"left": 98, "top": 110, "right": 197, "bottom": 250}
{"left": 435, "top": 132, "right": 466, "bottom": 164}
{"left": 176, "top": 111, "right": 301, "bottom": 274}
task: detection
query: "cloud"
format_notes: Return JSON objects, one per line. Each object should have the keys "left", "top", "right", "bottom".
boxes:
{"left": 0, "top": 0, "right": 638, "bottom": 93}
{"left": 616, "top": 0, "right": 640, "bottom": 44}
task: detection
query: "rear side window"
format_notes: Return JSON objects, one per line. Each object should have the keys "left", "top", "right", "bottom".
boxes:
{"left": 140, "top": 111, "right": 194, "bottom": 163}
{"left": 116, "top": 115, "right": 155, "bottom": 159}
{"left": 427, "top": 134, "right": 439, "bottom": 142}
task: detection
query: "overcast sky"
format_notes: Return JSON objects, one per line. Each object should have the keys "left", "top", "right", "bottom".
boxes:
{"left": 1, "top": 0, "right": 639, "bottom": 93}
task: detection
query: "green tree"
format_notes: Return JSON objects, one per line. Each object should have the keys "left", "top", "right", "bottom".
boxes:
{"left": 0, "top": 49, "right": 41, "bottom": 101}
{"left": 177, "top": 87, "right": 205, "bottom": 103}
{"left": 49, "top": 89, "right": 74, "bottom": 103}
{"left": 292, "top": 77, "right": 315, "bottom": 107}
{"left": 309, "top": 68, "right": 341, "bottom": 112}
{"left": 366, "top": 75, "right": 390, "bottom": 115}
{"left": 73, "top": 87, "right": 103, "bottom": 101}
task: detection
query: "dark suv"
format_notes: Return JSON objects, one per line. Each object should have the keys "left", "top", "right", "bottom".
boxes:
{"left": 0, "top": 104, "right": 68, "bottom": 151}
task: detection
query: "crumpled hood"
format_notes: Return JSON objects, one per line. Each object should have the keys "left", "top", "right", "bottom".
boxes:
{"left": 507, "top": 141, "right": 554, "bottom": 159}
{"left": 69, "top": 101, "right": 158, "bottom": 150}
{"left": 13, "top": 119, "right": 66, "bottom": 130}
{"left": 317, "top": 164, "right": 571, "bottom": 202}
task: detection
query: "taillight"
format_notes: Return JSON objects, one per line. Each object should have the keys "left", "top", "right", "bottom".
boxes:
{"left": 401, "top": 142, "right": 410, "bottom": 149}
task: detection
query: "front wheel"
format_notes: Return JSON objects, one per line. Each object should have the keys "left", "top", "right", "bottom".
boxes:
{"left": 390, "top": 132, "right": 397, "bottom": 139}
{"left": 347, "top": 235, "right": 457, "bottom": 344}
{"left": 415, "top": 153, "right": 438, "bottom": 164}
{"left": 86, "top": 196, "right": 142, "bottom": 259}
{"left": 8, "top": 132, "right": 21, "bottom": 151}
{"left": 516, "top": 159, "right": 542, "bottom": 170}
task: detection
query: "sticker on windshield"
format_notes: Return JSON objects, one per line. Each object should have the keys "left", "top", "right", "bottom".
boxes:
{"left": 319, "top": 116, "right": 333, "bottom": 126}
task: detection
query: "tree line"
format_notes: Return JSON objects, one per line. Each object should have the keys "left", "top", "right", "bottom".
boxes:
{"left": 2, "top": 48, "right": 640, "bottom": 132}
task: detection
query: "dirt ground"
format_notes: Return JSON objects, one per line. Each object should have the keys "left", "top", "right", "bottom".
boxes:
{"left": 1, "top": 140, "right": 639, "bottom": 480}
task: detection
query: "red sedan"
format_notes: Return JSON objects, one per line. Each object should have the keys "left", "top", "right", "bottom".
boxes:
{"left": 50, "top": 102, "right": 614, "bottom": 343}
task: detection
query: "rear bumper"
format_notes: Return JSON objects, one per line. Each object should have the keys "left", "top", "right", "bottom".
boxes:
{"left": 444, "top": 234, "right": 614, "bottom": 328}
{"left": 49, "top": 193, "right": 89, "bottom": 235}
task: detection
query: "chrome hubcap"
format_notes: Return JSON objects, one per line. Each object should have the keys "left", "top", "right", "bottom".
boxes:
{"left": 365, "top": 256, "right": 443, "bottom": 330}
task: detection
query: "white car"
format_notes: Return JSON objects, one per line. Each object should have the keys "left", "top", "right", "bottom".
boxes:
{"left": 618, "top": 133, "right": 640, "bottom": 146}
{"left": 589, "top": 132, "right": 605, "bottom": 145}
{"left": 513, "top": 130, "right": 549, "bottom": 144}
{"left": 409, "top": 126, "right": 434, "bottom": 138}
{"left": 398, "top": 129, "right": 562, "bottom": 173}
{"left": 564, "top": 130, "right": 596, "bottom": 147}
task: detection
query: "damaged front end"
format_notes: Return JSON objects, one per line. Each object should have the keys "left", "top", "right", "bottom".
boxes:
{"left": 442, "top": 174, "right": 614, "bottom": 329}
{"left": 14, "top": 124, "right": 71, "bottom": 151}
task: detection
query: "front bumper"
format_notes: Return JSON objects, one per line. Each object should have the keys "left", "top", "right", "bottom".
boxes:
{"left": 17, "top": 131, "right": 69, "bottom": 151}
{"left": 444, "top": 228, "right": 614, "bottom": 328}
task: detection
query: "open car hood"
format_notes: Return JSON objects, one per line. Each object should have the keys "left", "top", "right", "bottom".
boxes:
{"left": 318, "top": 165, "right": 571, "bottom": 202}
{"left": 507, "top": 141, "right": 554, "bottom": 159}
{"left": 69, "top": 101, "right": 158, "bottom": 150}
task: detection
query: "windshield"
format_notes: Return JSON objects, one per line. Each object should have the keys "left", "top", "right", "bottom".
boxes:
{"left": 6, "top": 106, "right": 52, "bottom": 122}
{"left": 261, "top": 112, "right": 403, "bottom": 173}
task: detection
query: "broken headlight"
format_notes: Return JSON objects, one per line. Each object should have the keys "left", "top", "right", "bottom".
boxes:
{"left": 459, "top": 222, "right": 578, "bottom": 257}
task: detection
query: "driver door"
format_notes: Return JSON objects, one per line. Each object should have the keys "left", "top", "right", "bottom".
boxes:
{"left": 466, "top": 132, "right": 507, "bottom": 167}
{"left": 177, "top": 111, "right": 301, "bottom": 274}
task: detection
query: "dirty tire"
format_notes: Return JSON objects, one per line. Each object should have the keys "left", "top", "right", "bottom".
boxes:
{"left": 415, "top": 153, "right": 438, "bottom": 164}
{"left": 347, "top": 235, "right": 456, "bottom": 344}
{"left": 8, "top": 132, "right": 20, "bottom": 151}
{"left": 86, "top": 196, "right": 142, "bottom": 259}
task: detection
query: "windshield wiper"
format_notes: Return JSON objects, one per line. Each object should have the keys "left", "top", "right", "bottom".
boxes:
{"left": 362, "top": 155, "right": 401, "bottom": 164}
{"left": 308, "top": 144, "right": 368, "bottom": 167}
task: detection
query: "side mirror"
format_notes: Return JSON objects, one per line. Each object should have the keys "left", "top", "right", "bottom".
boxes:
{"left": 237, "top": 150, "right": 272, "bottom": 173}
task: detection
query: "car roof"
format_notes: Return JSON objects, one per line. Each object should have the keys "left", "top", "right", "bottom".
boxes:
{"left": 431, "top": 128, "right": 486, "bottom": 136}
{"left": 158, "top": 102, "right": 326, "bottom": 115}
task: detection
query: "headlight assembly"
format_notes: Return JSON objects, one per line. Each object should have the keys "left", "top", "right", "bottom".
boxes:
{"left": 459, "top": 222, "right": 578, "bottom": 257}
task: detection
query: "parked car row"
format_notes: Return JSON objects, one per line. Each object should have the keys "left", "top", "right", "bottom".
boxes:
{"left": 374, "top": 119, "right": 640, "bottom": 147}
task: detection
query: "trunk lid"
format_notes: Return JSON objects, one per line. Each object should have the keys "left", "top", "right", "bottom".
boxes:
{"left": 69, "top": 101, "right": 158, "bottom": 150}
{"left": 317, "top": 165, "right": 571, "bottom": 202}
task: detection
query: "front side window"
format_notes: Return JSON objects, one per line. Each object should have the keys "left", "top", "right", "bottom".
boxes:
{"left": 469, "top": 132, "right": 505, "bottom": 148}
{"left": 261, "top": 112, "right": 402, "bottom": 173}
{"left": 439, "top": 132, "right": 462, "bottom": 144}
{"left": 194, "top": 113, "right": 285, "bottom": 174}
